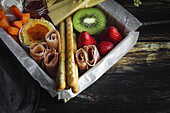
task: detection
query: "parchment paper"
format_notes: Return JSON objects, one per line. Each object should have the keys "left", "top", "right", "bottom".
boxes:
{"left": 0, "top": 0, "right": 142, "bottom": 100}
{"left": 0, "top": 0, "right": 23, "bottom": 13}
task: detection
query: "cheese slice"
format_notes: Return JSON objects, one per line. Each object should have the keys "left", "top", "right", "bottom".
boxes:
{"left": 46, "top": 0, "right": 57, "bottom": 7}
{"left": 86, "top": 0, "right": 106, "bottom": 8}
{"left": 48, "top": 0, "right": 73, "bottom": 12}
{"left": 48, "top": 0, "right": 91, "bottom": 26}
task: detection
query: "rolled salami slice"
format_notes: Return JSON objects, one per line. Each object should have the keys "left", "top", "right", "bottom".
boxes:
{"left": 43, "top": 48, "right": 58, "bottom": 78}
{"left": 76, "top": 48, "right": 88, "bottom": 74}
{"left": 45, "top": 30, "right": 61, "bottom": 53}
{"left": 84, "top": 45, "right": 101, "bottom": 67}
{"left": 29, "top": 43, "right": 45, "bottom": 64}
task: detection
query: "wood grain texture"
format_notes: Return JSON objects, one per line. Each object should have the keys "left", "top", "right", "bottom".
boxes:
{"left": 116, "top": 0, "right": 170, "bottom": 22}
{"left": 108, "top": 42, "right": 170, "bottom": 73}
{"left": 138, "top": 23, "right": 170, "bottom": 41}
{"left": 36, "top": 0, "right": 170, "bottom": 113}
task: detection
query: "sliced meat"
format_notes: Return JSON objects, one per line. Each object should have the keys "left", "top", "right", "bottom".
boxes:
{"left": 43, "top": 48, "right": 58, "bottom": 78}
{"left": 76, "top": 48, "right": 88, "bottom": 74}
{"left": 40, "top": 42, "right": 48, "bottom": 50}
{"left": 45, "top": 30, "right": 61, "bottom": 54}
{"left": 29, "top": 43, "right": 45, "bottom": 64}
{"left": 84, "top": 45, "right": 101, "bottom": 67}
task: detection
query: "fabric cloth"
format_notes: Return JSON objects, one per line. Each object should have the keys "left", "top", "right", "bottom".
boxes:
{"left": 0, "top": 39, "right": 40, "bottom": 113}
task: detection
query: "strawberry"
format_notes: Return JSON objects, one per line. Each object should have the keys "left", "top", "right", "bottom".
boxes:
{"left": 97, "top": 41, "right": 114, "bottom": 56}
{"left": 98, "top": 26, "right": 123, "bottom": 46}
{"left": 78, "top": 31, "right": 97, "bottom": 49}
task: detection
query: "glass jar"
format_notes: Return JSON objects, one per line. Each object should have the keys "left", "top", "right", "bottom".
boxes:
{"left": 23, "top": 0, "right": 47, "bottom": 19}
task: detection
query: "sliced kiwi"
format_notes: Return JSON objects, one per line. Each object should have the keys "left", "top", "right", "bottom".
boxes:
{"left": 73, "top": 7, "right": 106, "bottom": 35}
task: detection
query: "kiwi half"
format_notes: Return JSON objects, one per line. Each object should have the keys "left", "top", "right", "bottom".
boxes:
{"left": 73, "top": 8, "right": 106, "bottom": 35}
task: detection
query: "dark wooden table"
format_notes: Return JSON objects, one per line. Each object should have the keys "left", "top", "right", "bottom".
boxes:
{"left": 34, "top": 0, "right": 170, "bottom": 112}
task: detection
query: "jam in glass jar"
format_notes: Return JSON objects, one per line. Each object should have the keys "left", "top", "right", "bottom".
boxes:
{"left": 23, "top": 0, "right": 47, "bottom": 19}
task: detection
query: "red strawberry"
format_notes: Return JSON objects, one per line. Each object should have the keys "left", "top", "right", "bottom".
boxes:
{"left": 98, "top": 26, "right": 122, "bottom": 46}
{"left": 97, "top": 41, "right": 114, "bottom": 56}
{"left": 78, "top": 31, "right": 97, "bottom": 49}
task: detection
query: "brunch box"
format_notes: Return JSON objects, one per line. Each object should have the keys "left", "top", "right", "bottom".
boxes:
{"left": 0, "top": 0, "right": 141, "bottom": 100}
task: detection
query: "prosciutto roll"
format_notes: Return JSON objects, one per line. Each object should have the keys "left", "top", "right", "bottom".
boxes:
{"left": 40, "top": 42, "right": 48, "bottom": 50}
{"left": 29, "top": 43, "right": 45, "bottom": 64}
{"left": 84, "top": 45, "right": 101, "bottom": 67}
{"left": 45, "top": 30, "right": 61, "bottom": 53}
{"left": 43, "top": 48, "right": 58, "bottom": 78}
{"left": 76, "top": 48, "right": 88, "bottom": 74}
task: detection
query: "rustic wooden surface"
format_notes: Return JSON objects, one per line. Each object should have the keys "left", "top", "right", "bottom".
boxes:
{"left": 35, "top": 0, "right": 170, "bottom": 113}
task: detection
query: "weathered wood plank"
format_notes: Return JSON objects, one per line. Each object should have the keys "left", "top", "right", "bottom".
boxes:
{"left": 116, "top": 0, "right": 170, "bottom": 41}
{"left": 117, "top": 0, "right": 170, "bottom": 41}
{"left": 116, "top": 0, "right": 170, "bottom": 22}
{"left": 107, "top": 42, "right": 170, "bottom": 73}
{"left": 139, "top": 35, "right": 170, "bottom": 42}
{"left": 37, "top": 67, "right": 170, "bottom": 112}
{"left": 138, "top": 23, "right": 170, "bottom": 41}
